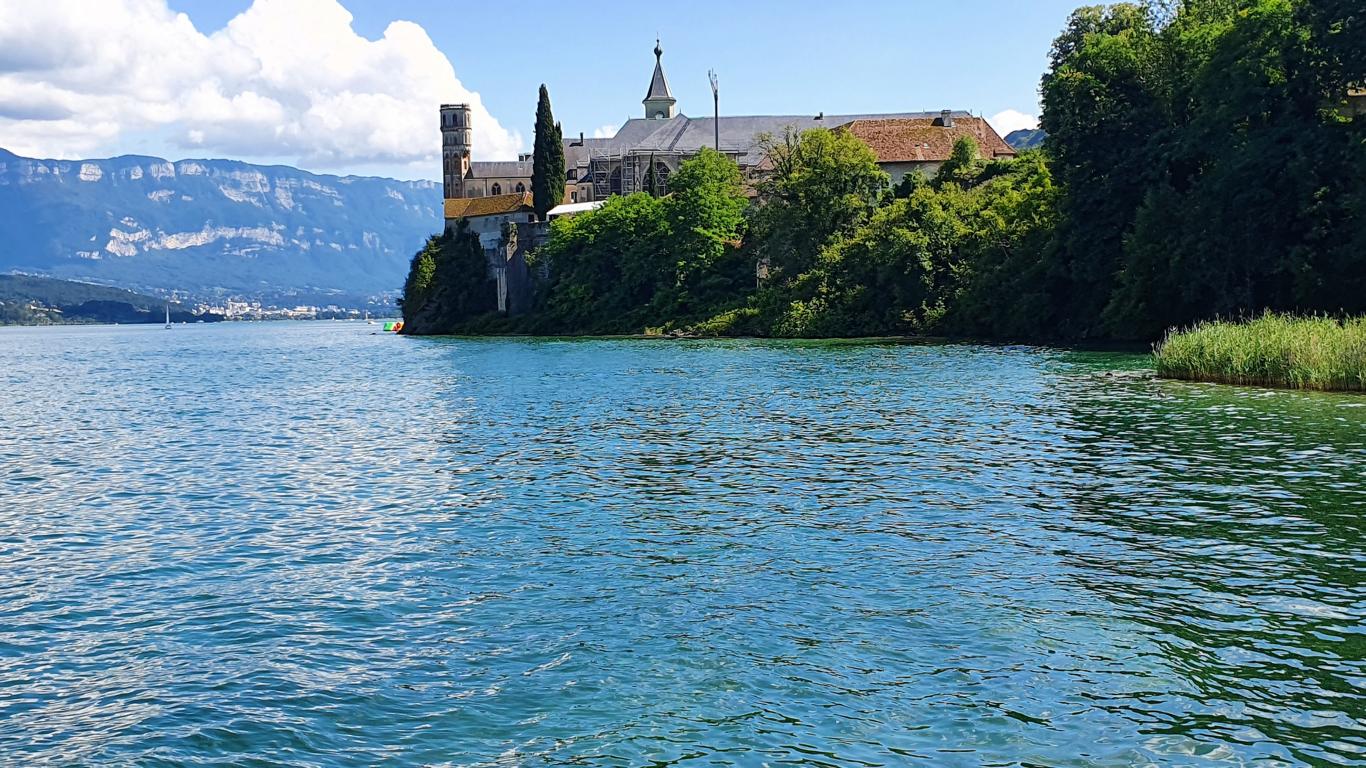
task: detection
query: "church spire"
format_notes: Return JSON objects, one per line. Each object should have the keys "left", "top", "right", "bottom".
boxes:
{"left": 643, "top": 38, "right": 677, "bottom": 119}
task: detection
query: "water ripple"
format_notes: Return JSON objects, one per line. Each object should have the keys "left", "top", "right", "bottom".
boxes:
{"left": 0, "top": 324, "right": 1362, "bottom": 766}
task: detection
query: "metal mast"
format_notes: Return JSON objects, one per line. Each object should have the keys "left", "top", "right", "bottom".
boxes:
{"left": 708, "top": 70, "right": 719, "bottom": 151}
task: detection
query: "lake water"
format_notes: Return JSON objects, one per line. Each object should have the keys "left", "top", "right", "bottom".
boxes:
{"left": 1, "top": 322, "right": 1362, "bottom": 766}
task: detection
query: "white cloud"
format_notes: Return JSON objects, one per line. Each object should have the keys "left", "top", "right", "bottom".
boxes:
{"left": 0, "top": 0, "right": 522, "bottom": 176}
{"left": 592, "top": 124, "right": 619, "bottom": 139}
{"left": 988, "top": 109, "right": 1039, "bottom": 137}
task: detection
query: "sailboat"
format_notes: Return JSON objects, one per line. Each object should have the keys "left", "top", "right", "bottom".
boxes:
{"left": 365, "top": 309, "right": 375, "bottom": 325}
{"left": 164, "top": 302, "right": 171, "bottom": 329}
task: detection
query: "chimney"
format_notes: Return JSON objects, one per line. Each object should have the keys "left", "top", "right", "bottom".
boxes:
{"left": 579, "top": 132, "right": 584, "bottom": 145}
{"left": 941, "top": 110, "right": 955, "bottom": 128}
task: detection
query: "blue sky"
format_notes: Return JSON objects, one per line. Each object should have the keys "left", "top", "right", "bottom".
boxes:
{"left": 174, "top": 0, "right": 1074, "bottom": 136}
{"left": 2, "top": 0, "right": 1079, "bottom": 179}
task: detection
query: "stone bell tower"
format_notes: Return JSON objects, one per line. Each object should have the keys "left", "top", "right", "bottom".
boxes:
{"left": 440, "top": 103, "right": 472, "bottom": 199}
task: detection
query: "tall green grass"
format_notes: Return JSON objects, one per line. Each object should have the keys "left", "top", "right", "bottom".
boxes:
{"left": 1154, "top": 314, "right": 1366, "bottom": 391}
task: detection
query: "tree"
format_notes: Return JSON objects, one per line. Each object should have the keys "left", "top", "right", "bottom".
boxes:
{"left": 1034, "top": 0, "right": 1366, "bottom": 339}
{"left": 750, "top": 127, "right": 889, "bottom": 280}
{"left": 1040, "top": 3, "right": 1167, "bottom": 337}
{"left": 532, "top": 193, "right": 669, "bottom": 333}
{"left": 934, "top": 136, "right": 982, "bottom": 188}
{"left": 760, "top": 146, "right": 1058, "bottom": 340}
{"left": 660, "top": 149, "right": 750, "bottom": 312}
{"left": 532, "top": 85, "right": 565, "bottom": 220}
{"left": 644, "top": 154, "right": 659, "bottom": 197}
{"left": 399, "top": 223, "right": 496, "bottom": 333}
{"left": 525, "top": 150, "right": 753, "bottom": 333}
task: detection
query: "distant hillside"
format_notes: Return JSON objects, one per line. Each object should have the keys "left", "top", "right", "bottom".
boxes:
{"left": 1006, "top": 129, "right": 1046, "bottom": 150}
{"left": 0, "top": 148, "right": 441, "bottom": 303}
{"left": 0, "top": 274, "right": 222, "bottom": 325}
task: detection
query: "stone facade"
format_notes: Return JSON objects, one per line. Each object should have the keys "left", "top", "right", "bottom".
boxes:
{"left": 443, "top": 193, "right": 547, "bottom": 314}
{"left": 440, "top": 104, "right": 472, "bottom": 199}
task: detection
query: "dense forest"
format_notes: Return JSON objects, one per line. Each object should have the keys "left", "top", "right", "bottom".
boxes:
{"left": 403, "top": 0, "right": 1364, "bottom": 341}
{"left": 0, "top": 274, "right": 221, "bottom": 325}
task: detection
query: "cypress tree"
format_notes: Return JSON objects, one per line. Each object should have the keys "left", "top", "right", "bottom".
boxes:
{"left": 532, "top": 85, "right": 565, "bottom": 220}
{"left": 554, "top": 120, "right": 565, "bottom": 195}
{"left": 644, "top": 153, "right": 658, "bottom": 197}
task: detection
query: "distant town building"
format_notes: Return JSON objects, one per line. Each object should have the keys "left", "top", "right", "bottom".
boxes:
{"left": 442, "top": 41, "right": 1015, "bottom": 203}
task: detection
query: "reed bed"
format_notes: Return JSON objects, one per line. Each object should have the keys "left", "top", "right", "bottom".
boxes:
{"left": 1154, "top": 314, "right": 1366, "bottom": 392}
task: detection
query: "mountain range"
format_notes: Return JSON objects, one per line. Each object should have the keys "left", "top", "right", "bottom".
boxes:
{"left": 0, "top": 148, "right": 441, "bottom": 305}
{"left": 1005, "top": 129, "right": 1046, "bottom": 150}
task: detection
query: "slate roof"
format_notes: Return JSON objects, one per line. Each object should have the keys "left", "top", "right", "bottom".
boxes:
{"left": 564, "top": 137, "right": 613, "bottom": 178}
{"left": 444, "top": 193, "right": 533, "bottom": 219}
{"left": 469, "top": 160, "right": 533, "bottom": 178}
{"left": 583, "top": 111, "right": 981, "bottom": 166}
{"left": 838, "top": 117, "right": 1016, "bottom": 163}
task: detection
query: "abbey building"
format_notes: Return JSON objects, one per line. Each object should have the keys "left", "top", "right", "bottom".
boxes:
{"left": 441, "top": 41, "right": 1016, "bottom": 204}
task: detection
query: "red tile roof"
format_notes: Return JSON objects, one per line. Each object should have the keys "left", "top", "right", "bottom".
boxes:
{"left": 837, "top": 117, "right": 1016, "bottom": 164}
{"left": 444, "top": 192, "right": 534, "bottom": 219}
{"left": 443, "top": 189, "right": 581, "bottom": 219}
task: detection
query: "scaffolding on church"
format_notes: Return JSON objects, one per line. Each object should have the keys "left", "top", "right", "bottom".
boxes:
{"left": 586, "top": 148, "right": 683, "bottom": 199}
{"left": 582, "top": 130, "right": 750, "bottom": 200}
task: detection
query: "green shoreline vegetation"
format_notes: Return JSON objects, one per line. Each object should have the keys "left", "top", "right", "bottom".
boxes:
{"left": 402, "top": 0, "right": 1364, "bottom": 388}
{"left": 1156, "top": 314, "right": 1366, "bottom": 391}
{"left": 0, "top": 274, "right": 222, "bottom": 326}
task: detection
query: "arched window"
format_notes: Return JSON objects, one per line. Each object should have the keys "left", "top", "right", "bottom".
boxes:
{"left": 515, "top": 182, "right": 525, "bottom": 193}
{"left": 491, "top": 183, "right": 502, "bottom": 195}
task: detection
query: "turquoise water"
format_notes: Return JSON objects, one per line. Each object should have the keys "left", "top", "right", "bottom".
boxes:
{"left": 1, "top": 322, "right": 1363, "bottom": 766}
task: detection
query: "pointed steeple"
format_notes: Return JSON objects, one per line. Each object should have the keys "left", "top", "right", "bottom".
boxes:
{"left": 643, "top": 38, "right": 677, "bottom": 119}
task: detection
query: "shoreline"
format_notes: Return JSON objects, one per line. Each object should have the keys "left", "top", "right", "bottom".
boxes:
{"left": 402, "top": 329, "right": 1154, "bottom": 354}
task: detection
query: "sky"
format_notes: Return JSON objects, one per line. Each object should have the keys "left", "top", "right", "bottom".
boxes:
{"left": 0, "top": 0, "right": 1079, "bottom": 180}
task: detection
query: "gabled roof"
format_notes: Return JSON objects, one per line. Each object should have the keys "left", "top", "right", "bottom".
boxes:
{"left": 838, "top": 117, "right": 1016, "bottom": 163}
{"left": 444, "top": 192, "right": 533, "bottom": 219}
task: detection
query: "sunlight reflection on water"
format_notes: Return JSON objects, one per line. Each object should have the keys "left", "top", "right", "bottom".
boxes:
{"left": 1, "top": 322, "right": 1363, "bottom": 766}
